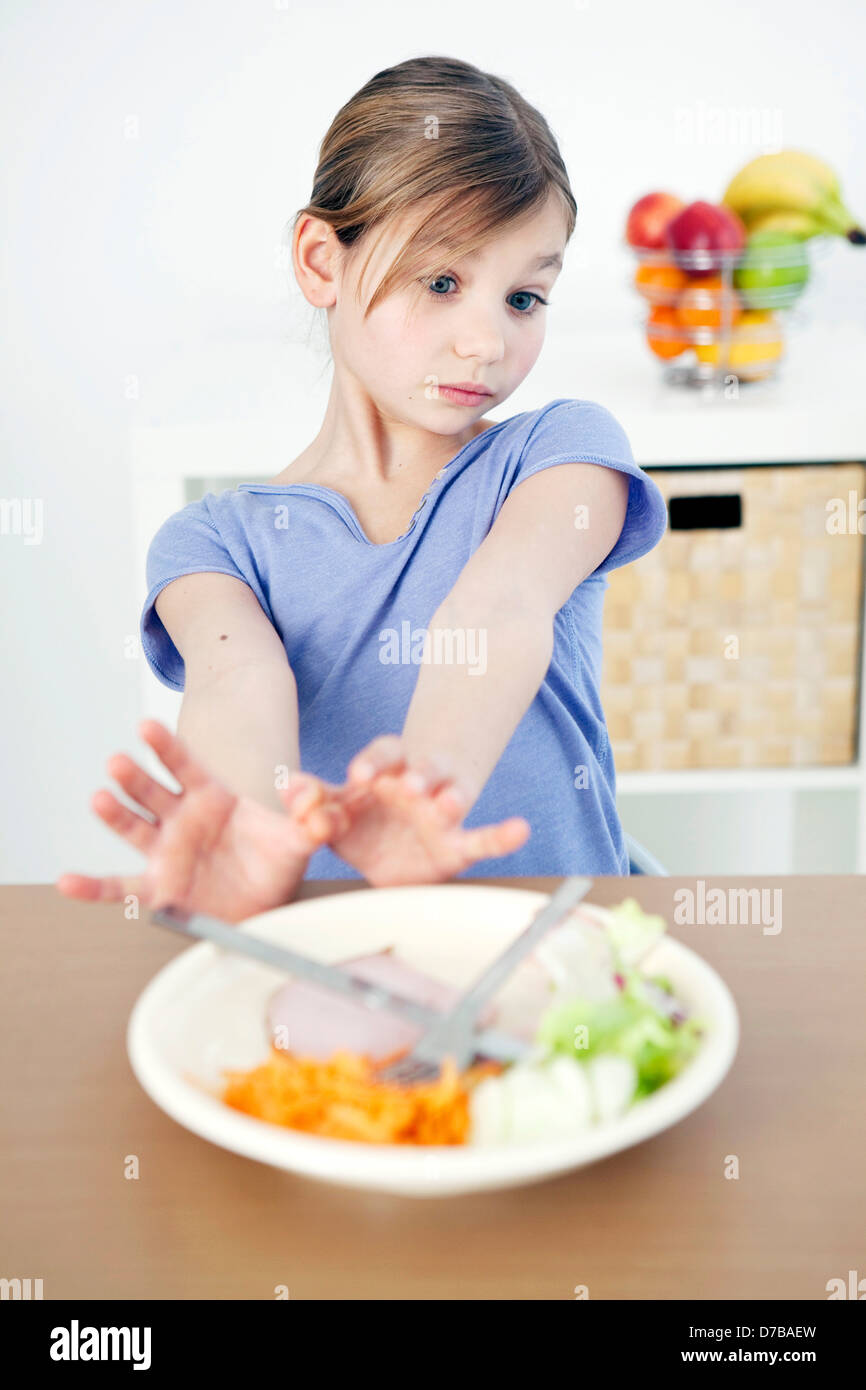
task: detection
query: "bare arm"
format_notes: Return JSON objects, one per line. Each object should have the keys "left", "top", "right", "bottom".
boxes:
{"left": 154, "top": 573, "right": 300, "bottom": 812}
{"left": 400, "top": 463, "right": 630, "bottom": 805}
{"left": 400, "top": 604, "right": 553, "bottom": 808}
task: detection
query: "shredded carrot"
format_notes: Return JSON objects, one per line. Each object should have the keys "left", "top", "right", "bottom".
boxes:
{"left": 221, "top": 1045, "right": 503, "bottom": 1145}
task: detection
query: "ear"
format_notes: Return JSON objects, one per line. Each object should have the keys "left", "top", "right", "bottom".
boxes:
{"left": 292, "top": 214, "right": 341, "bottom": 308}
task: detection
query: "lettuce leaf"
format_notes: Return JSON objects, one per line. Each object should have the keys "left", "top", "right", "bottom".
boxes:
{"left": 534, "top": 977, "right": 705, "bottom": 1099}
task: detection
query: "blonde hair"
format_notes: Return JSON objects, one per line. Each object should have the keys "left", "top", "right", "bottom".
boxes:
{"left": 290, "top": 55, "right": 577, "bottom": 318}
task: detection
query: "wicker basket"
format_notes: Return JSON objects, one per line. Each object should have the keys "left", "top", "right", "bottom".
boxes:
{"left": 601, "top": 462, "right": 865, "bottom": 769}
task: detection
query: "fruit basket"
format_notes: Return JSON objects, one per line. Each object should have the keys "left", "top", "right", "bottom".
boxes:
{"left": 629, "top": 237, "right": 824, "bottom": 387}
{"left": 624, "top": 152, "right": 864, "bottom": 389}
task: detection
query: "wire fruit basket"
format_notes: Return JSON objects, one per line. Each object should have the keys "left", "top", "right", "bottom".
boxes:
{"left": 628, "top": 237, "right": 829, "bottom": 388}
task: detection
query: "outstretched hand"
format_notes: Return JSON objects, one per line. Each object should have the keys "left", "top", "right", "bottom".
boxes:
{"left": 317, "top": 735, "right": 531, "bottom": 886}
{"left": 57, "top": 721, "right": 531, "bottom": 922}
{"left": 56, "top": 720, "right": 352, "bottom": 924}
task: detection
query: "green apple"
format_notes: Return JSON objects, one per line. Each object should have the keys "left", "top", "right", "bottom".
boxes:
{"left": 734, "top": 231, "right": 810, "bottom": 308}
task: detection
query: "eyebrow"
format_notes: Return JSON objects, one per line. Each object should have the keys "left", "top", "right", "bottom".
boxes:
{"left": 530, "top": 253, "right": 563, "bottom": 271}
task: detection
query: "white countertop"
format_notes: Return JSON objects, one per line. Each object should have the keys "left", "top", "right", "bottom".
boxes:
{"left": 536, "top": 317, "right": 866, "bottom": 466}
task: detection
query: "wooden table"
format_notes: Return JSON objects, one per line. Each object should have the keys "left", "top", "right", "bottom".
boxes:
{"left": 2, "top": 877, "right": 863, "bottom": 1301}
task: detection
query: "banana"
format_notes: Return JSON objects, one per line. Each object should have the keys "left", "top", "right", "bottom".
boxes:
{"left": 743, "top": 209, "right": 828, "bottom": 240}
{"left": 723, "top": 155, "right": 830, "bottom": 220}
{"left": 722, "top": 150, "right": 865, "bottom": 243}
{"left": 768, "top": 149, "right": 840, "bottom": 199}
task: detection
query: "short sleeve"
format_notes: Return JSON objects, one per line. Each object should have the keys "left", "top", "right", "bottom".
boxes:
{"left": 140, "top": 497, "right": 249, "bottom": 690}
{"left": 510, "top": 397, "right": 668, "bottom": 580}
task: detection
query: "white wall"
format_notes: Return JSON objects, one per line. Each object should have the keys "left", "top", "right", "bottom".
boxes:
{"left": 2, "top": 0, "right": 865, "bottom": 883}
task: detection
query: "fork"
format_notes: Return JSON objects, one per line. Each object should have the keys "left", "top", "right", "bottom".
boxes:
{"left": 149, "top": 904, "right": 530, "bottom": 1065}
{"left": 377, "top": 875, "right": 592, "bottom": 1085}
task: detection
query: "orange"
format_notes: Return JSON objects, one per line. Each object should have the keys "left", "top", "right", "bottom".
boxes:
{"left": 694, "top": 310, "right": 784, "bottom": 379}
{"left": 676, "top": 274, "right": 743, "bottom": 330}
{"left": 646, "top": 305, "right": 689, "bottom": 359}
{"left": 634, "top": 260, "right": 689, "bottom": 305}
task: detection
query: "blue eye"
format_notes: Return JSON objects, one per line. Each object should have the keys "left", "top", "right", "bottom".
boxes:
{"left": 508, "top": 290, "right": 549, "bottom": 316}
{"left": 418, "top": 276, "right": 550, "bottom": 316}
{"left": 426, "top": 275, "right": 456, "bottom": 296}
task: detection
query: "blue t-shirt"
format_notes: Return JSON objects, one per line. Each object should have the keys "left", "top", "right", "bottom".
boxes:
{"left": 140, "top": 397, "right": 668, "bottom": 879}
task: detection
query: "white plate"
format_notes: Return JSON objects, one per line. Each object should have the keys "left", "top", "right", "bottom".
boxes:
{"left": 127, "top": 885, "right": 739, "bottom": 1198}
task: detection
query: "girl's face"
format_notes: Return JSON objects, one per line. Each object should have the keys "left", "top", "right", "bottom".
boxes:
{"left": 328, "top": 193, "right": 568, "bottom": 434}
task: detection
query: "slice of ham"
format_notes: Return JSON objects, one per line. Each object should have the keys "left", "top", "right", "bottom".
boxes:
{"left": 266, "top": 949, "right": 499, "bottom": 1063}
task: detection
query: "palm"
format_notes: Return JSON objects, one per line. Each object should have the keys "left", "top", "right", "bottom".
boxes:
{"left": 143, "top": 782, "right": 322, "bottom": 922}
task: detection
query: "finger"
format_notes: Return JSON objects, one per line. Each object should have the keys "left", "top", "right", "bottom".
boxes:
{"left": 91, "top": 789, "right": 159, "bottom": 854}
{"left": 454, "top": 817, "right": 532, "bottom": 865}
{"left": 359, "top": 759, "right": 469, "bottom": 822}
{"left": 352, "top": 768, "right": 409, "bottom": 809}
{"left": 154, "top": 780, "right": 231, "bottom": 870}
{"left": 106, "top": 752, "right": 179, "bottom": 821}
{"left": 396, "top": 753, "right": 451, "bottom": 796}
{"left": 347, "top": 736, "right": 405, "bottom": 784}
{"left": 430, "top": 781, "right": 471, "bottom": 824}
{"left": 291, "top": 779, "right": 355, "bottom": 838}
{"left": 276, "top": 772, "right": 317, "bottom": 814}
{"left": 279, "top": 774, "right": 364, "bottom": 846}
{"left": 378, "top": 771, "right": 467, "bottom": 823}
{"left": 305, "top": 802, "right": 351, "bottom": 844}
{"left": 137, "top": 719, "right": 211, "bottom": 793}
{"left": 403, "top": 757, "right": 473, "bottom": 803}
{"left": 332, "top": 780, "right": 376, "bottom": 811}
{"left": 366, "top": 773, "right": 477, "bottom": 848}
{"left": 286, "top": 774, "right": 330, "bottom": 817}
{"left": 147, "top": 783, "right": 232, "bottom": 906}
{"left": 278, "top": 792, "right": 351, "bottom": 856}
{"left": 55, "top": 872, "right": 146, "bottom": 904}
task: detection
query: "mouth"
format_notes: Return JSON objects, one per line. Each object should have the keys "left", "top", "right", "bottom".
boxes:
{"left": 437, "top": 383, "right": 494, "bottom": 405}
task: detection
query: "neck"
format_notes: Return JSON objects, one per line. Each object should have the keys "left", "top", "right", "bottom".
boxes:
{"left": 286, "top": 383, "right": 494, "bottom": 486}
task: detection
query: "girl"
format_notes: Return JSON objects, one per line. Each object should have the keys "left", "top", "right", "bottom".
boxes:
{"left": 57, "top": 55, "right": 667, "bottom": 922}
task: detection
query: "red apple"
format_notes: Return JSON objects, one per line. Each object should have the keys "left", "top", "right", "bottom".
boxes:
{"left": 664, "top": 200, "right": 747, "bottom": 277}
{"left": 626, "top": 192, "right": 686, "bottom": 249}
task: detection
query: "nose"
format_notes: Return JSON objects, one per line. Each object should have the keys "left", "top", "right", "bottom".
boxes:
{"left": 451, "top": 301, "right": 506, "bottom": 366}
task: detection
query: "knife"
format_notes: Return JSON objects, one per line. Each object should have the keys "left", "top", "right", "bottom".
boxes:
{"left": 150, "top": 905, "right": 533, "bottom": 1065}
